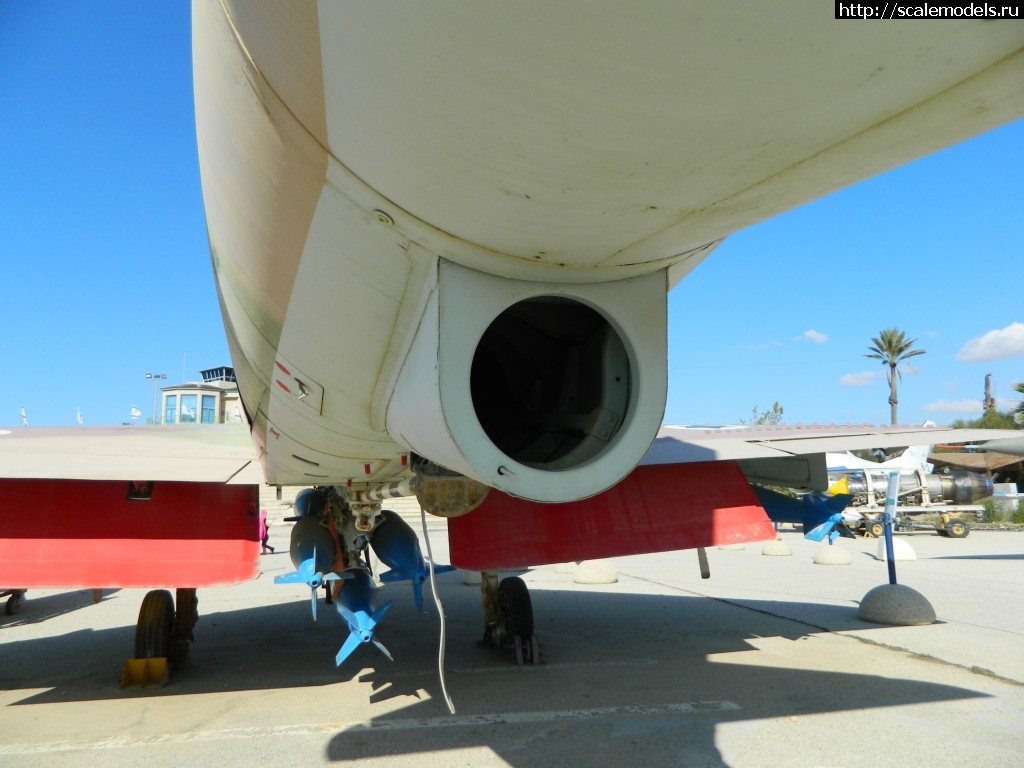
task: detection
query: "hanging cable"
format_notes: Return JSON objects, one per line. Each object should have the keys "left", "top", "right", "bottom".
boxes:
{"left": 421, "top": 503, "right": 455, "bottom": 714}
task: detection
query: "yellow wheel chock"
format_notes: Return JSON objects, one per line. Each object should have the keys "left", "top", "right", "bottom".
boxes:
{"left": 120, "top": 657, "right": 169, "bottom": 689}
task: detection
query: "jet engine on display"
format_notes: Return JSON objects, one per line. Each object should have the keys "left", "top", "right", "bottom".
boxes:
{"left": 827, "top": 468, "right": 993, "bottom": 509}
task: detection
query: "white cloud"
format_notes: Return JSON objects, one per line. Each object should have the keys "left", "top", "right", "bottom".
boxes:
{"left": 923, "top": 399, "right": 983, "bottom": 414}
{"left": 839, "top": 371, "right": 878, "bottom": 387}
{"left": 956, "top": 322, "right": 1024, "bottom": 362}
{"left": 802, "top": 329, "right": 828, "bottom": 344}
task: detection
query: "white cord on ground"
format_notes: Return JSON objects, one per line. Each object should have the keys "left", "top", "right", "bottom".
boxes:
{"left": 421, "top": 504, "right": 456, "bottom": 714}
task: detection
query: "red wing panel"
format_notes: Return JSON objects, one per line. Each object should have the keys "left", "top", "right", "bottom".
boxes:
{"left": 0, "top": 479, "right": 259, "bottom": 588}
{"left": 447, "top": 461, "right": 774, "bottom": 571}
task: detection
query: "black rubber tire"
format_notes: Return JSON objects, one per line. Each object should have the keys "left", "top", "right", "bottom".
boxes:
{"left": 135, "top": 589, "right": 175, "bottom": 659}
{"left": 5, "top": 592, "right": 21, "bottom": 615}
{"left": 866, "top": 521, "right": 884, "bottom": 538}
{"left": 497, "top": 576, "right": 534, "bottom": 642}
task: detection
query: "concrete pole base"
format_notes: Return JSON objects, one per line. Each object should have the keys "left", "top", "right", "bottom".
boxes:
{"left": 813, "top": 544, "right": 852, "bottom": 565}
{"left": 875, "top": 537, "right": 917, "bottom": 561}
{"left": 858, "top": 583, "right": 936, "bottom": 626}
{"left": 761, "top": 538, "right": 792, "bottom": 556}
{"left": 573, "top": 560, "right": 618, "bottom": 585}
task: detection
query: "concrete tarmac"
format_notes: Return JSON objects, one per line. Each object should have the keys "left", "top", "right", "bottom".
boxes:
{"left": 1, "top": 521, "right": 1022, "bottom": 767}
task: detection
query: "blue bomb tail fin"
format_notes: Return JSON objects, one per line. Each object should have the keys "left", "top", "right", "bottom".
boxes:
{"left": 336, "top": 601, "right": 394, "bottom": 666}
{"left": 370, "top": 509, "right": 457, "bottom": 610}
{"left": 274, "top": 554, "right": 344, "bottom": 621}
{"left": 379, "top": 564, "right": 456, "bottom": 611}
{"left": 334, "top": 570, "right": 394, "bottom": 666}
{"left": 752, "top": 485, "right": 855, "bottom": 543}
{"left": 335, "top": 632, "right": 364, "bottom": 668}
{"left": 801, "top": 492, "right": 856, "bottom": 542}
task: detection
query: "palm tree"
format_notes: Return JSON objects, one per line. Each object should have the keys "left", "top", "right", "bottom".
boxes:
{"left": 864, "top": 327, "right": 926, "bottom": 425}
{"left": 1013, "top": 381, "right": 1024, "bottom": 424}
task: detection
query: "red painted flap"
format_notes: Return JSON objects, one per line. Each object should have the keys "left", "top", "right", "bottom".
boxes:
{"left": 448, "top": 461, "right": 774, "bottom": 570}
{"left": 0, "top": 479, "right": 259, "bottom": 588}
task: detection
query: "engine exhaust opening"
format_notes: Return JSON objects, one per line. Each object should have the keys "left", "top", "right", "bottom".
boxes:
{"left": 470, "top": 297, "right": 630, "bottom": 470}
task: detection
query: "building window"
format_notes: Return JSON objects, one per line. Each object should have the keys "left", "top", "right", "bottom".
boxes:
{"left": 180, "top": 394, "right": 198, "bottom": 423}
{"left": 164, "top": 394, "right": 177, "bottom": 424}
{"left": 201, "top": 394, "right": 216, "bottom": 424}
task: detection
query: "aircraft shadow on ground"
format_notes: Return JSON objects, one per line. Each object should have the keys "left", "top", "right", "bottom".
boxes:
{"left": 325, "top": 655, "right": 982, "bottom": 766}
{"left": 326, "top": 583, "right": 987, "bottom": 766}
{"left": 0, "top": 588, "right": 119, "bottom": 629}
{"left": 2, "top": 575, "right": 988, "bottom": 733}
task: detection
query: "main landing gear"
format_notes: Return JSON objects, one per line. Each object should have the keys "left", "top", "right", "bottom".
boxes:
{"left": 135, "top": 588, "right": 198, "bottom": 664}
{"left": 479, "top": 572, "right": 540, "bottom": 665}
{"left": 123, "top": 588, "right": 198, "bottom": 687}
{"left": 2, "top": 589, "right": 25, "bottom": 615}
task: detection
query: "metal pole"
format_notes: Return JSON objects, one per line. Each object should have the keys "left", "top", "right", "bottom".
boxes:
{"left": 883, "top": 471, "right": 900, "bottom": 585}
{"left": 146, "top": 373, "right": 166, "bottom": 424}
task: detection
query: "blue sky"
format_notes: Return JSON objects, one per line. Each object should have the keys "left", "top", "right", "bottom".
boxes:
{"left": 2, "top": 3, "right": 1022, "bottom": 428}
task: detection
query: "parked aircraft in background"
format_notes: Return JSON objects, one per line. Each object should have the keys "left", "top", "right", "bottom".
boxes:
{"left": 2, "top": 4, "right": 1023, "bottom": 673}
{"left": 827, "top": 433, "right": 936, "bottom": 474}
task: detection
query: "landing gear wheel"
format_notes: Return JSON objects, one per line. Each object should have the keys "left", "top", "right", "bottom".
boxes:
{"left": 497, "top": 576, "right": 539, "bottom": 665}
{"left": 5, "top": 591, "right": 23, "bottom": 615}
{"left": 945, "top": 520, "right": 970, "bottom": 538}
{"left": 865, "top": 521, "right": 884, "bottom": 538}
{"left": 135, "top": 589, "right": 175, "bottom": 660}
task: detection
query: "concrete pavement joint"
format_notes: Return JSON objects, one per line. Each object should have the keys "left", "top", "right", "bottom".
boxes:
{"left": 362, "top": 657, "right": 661, "bottom": 680}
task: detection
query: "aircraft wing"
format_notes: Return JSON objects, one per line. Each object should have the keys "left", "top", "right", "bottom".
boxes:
{"left": 0, "top": 425, "right": 262, "bottom": 589}
{"left": 0, "top": 424, "right": 261, "bottom": 483}
{"left": 644, "top": 424, "right": 1024, "bottom": 490}
{"left": 447, "top": 423, "right": 1024, "bottom": 570}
